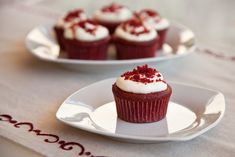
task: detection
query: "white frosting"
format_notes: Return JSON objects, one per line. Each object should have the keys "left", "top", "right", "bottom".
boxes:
{"left": 143, "top": 18, "right": 170, "bottom": 30}
{"left": 56, "top": 12, "right": 87, "bottom": 28}
{"left": 94, "top": 7, "right": 132, "bottom": 23}
{"left": 116, "top": 73, "right": 167, "bottom": 94}
{"left": 64, "top": 23, "right": 109, "bottom": 41}
{"left": 115, "top": 24, "right": 157, "bottom": 41}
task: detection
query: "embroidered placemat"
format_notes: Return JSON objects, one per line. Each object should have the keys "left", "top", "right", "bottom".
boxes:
{"left": 1, "top": 1, "right": 235, "bottom": 157}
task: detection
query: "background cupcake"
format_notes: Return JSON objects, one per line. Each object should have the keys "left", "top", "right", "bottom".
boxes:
{"left": 93, "top": 3, "right": 133, "bottom": 34}
{"left": 63, "top": 19, "right": 110, "bottom": 60}
{"left": 114, "top": 19, "right": 158, "bottom": 59}
{"left": 135, "top": 9, "right": 170, "bottom": 49}
{"left": 112, "top": 64, "right": 172, "bottom": 123}
{"left": 54, "top": 9, "right": 87, "bottom": 50}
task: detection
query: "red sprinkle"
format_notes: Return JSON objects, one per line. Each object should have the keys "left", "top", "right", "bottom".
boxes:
{"left": 121, "top": 65, "right": 164, "bottom": 84}
{"left": 122, "top": 19, "right": 149, "bottom": 35}
{"left": 70, "top": 19, "right": 98, "bottom": 35}
{"left": 64, "top": 9, "right": 85, "bottom": 22}
{"left": 101, "top": 3, "right": 123, "bottom": 12}
{"left": 157, "top": 73, "right": 161, "bottom": 77}
{"left": 135, "top": 9, "right": 161, "bottom": 22}
{"left": 137, "top": 9, "right": 159, "bottom": 17}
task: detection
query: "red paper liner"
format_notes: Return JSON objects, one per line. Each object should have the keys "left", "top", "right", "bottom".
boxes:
{"left": 114, "top": 37, "right": 159, "bottom": 60}
{"left": 112, "top": 84, "right": 172, "bottom": 123}
{"left": 63, "top": 37, "right": 110, "bottom": 60}
{"left": 54, "top": 26, "right": 65, "bottom": 50}
{"left": 157, "top": 28, "right": 168, "bottom": 50}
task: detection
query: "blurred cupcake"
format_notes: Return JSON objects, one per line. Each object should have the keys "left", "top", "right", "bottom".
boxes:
{"left": 54, "top": 9, "right": 87, "bottom": 50}
{"left": 63, "top": 19, "right": 110, "bottom": 60}
{"left": 93, "top": 3, "right": 133, "bottom": 34}
{"left": 135, "top": 9, "right": 170, "bottom": 49}
{"left": 113, "top": 19, "right": 158, "bottom": 59}
{"left": 112, "top": 64, "right": 172, "bottom": 123}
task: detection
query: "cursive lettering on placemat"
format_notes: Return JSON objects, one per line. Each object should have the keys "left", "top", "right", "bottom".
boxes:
{"left": 197, "top": 47, "right": 235, "bottom": 62}
{"left": 0, "top": 114, "right": 107, "bottom": 157}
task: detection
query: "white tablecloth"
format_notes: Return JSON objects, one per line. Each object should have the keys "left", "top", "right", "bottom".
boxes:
{"left": 0, "top": 0, "right": 235, "bottom": 157}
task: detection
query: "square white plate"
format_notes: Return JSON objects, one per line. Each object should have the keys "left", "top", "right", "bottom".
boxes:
{"left": 56, "top": 78, "right": 225, "bottom": 143}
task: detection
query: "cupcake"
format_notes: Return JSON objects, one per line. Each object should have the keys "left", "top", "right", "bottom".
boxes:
{"left": 112, "top": 64, "right": 172, "bottom": 123}
{"left": 54, "top": 9, "right": 88, "bottom": 50}
{"left": 63, "top": 19, "right": 110, "bottom": 60}
{"left": 93, "top": 3, "right": 133, "bottom": 34}
{"left": 135, "top": 9, "right": 170, "bottom": 49}
{"left": 113, "top": 19, "right": 158, "bottom": 59}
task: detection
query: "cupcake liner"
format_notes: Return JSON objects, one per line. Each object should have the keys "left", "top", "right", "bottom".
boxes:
{"left": 112, "top": 84, "right": 172, "bottom": 123}
{"left": 114, "top": 37, "right": 159, "bottom": 60}
{"left": 157, "top": 28, "right": 168, "bottom": 50}
{"left": 114, "top": 94, "right": 170, "bottom": 123}
{"left": 63, "top": 37, "right": 110, "bottom": 60}
{"left": 54, "top": 26, "right": 65, "bottom": 50}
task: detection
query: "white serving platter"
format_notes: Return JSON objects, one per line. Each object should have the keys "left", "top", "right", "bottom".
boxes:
{"left": 26, "top": 23, "right": 195, "bottom": 71}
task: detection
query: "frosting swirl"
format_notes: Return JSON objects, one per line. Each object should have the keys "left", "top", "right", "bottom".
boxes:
{"left": 64, "top": 19, "right": 109, "bottom": 41}
{"left": 135, "top": 9, "right": 170, "bottom": 30}
{"left": 93, "top": 3, "right": 133, "bottom": 23}
{"left": 116, "top": 65, "right": 167, "bottom": 94}
{"left": 114, "top": 19, "right": 157, "bottom": 41}
{"left": 56, "top": 9, "right": 87, "bottom": 28}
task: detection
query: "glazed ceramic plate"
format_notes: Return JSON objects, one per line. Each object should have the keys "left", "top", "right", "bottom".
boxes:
{"left": 56, "top": 78, "right": 225, "bottom": 143}
{"left": 25, "top": 23, "right": 195, "bottom": 71}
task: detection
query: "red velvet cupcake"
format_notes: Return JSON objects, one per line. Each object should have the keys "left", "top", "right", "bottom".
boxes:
{"left": 112, "top": 65, "right": 172, "bottom": 123}
{"left": 54, "top": 9, "right": 87, "bottom": 50}
{"left": 135, "top": 9, "right": 170, "bottom": 49}
{"left": 113, "top": 19, "right": 158, "bottom": 59}
{"left": 63, "top": 19, "right": 110, "bottom": 60}
{"left": 93, "top": 3, "right": 133, "bottom": 34}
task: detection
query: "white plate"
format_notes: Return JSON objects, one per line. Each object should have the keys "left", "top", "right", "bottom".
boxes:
{"left": 25, "top": 23, "right": 195, "bottom": 72}
{"left": 56, "top": 78, "right": 225, "bottom": 143}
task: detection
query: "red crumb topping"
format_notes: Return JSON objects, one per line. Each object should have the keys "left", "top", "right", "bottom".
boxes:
{"left": 121, "top": 65, "right": 164, "bottom": 84}
{"left": 101, "top": 3, "right": 123, "bottom": 12}
{"left": 135, "top": 9, "right": 161, "bottom": 23}
{"left": 64, "top": 9, "right": 85, "bottom": 22}
{"left": 122, "top": 19, "right": 149, "bottom": 36}
{"left": 139, "top": 9, "right": 159, "bottom": 17}
{"left": 70, "top": 19, "right": 98, "bottom": 35}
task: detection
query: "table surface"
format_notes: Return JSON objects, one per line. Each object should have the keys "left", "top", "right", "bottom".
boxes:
{"left": 0, "top": 0, "right": 235, "bottom": 157}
